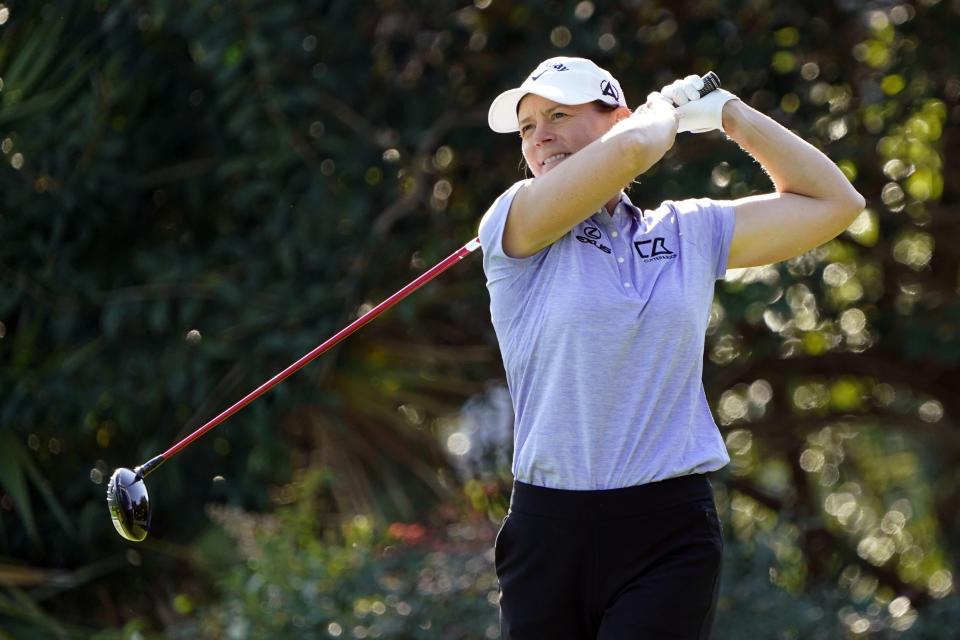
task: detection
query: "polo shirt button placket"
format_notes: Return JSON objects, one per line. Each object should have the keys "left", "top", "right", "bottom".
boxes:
{"left": 610, "top": 208, "right": 636, "bottom": 292}
{"left": 604, "top": 217, "right": 628, "bottom": 285}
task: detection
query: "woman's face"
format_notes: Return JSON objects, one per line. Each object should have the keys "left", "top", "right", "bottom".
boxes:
{"left": 517, "top": 94, "right": 624, "bottom": 178}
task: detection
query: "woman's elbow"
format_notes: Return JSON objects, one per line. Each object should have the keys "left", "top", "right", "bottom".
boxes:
{"left": 848, "top": 187, "right": 866, "bottom": 213}
{"left": 846, "top": 187, "right": 867, "bottom": 221}
{"left": 837, "top": 186, "right": 866, "bottom": 224}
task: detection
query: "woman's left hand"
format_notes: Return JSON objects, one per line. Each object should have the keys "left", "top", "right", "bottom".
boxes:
{"left": 658, "top": 75, "right": 738, "bottom": 133}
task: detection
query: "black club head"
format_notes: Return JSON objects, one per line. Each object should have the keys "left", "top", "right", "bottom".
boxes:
{"left": 106, "top": 467, "right": 151, "bottom": 542}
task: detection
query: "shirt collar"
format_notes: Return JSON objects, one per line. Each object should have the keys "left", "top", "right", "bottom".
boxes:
{"left": 617, "top": 192, "right": 643, "bottom": 219}
{"left": 593, "top": 193, "right": 642, "bottom": 223}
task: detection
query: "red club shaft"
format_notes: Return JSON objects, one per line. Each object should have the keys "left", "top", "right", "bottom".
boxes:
{"left": 160, "top": 237, "right": 481, "bottom": 460}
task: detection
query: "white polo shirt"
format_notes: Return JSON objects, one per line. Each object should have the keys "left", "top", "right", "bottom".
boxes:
{"left": 479, "top": 180, "right": 734, "bottom": 490}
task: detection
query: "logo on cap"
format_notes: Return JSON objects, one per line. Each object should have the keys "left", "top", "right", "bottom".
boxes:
{"left": 531, "top": 63, "right": 570, "bottom": 81}
{"left": 600, "top": 80, "right": 620, "bottom": 102}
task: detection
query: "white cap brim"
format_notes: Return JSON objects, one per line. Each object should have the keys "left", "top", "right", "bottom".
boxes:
{"left": 487, "top": 78, "right": 616, "bottom": 133}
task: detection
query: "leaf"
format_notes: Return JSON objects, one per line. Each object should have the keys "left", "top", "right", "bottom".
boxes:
{"left": 0, "top": 56, "right": 99, "bottom": 126}
{"left": 0, "top": 431, "right": 39, "bottom": 544}
{"left": 12, "top": 18, "right": 66, "bottom": 99}
{"left": 0, "top": 18, "right": 51, "bottom": 93}
{"left": 17, "top": 442, "right": 77, "bottom": 539}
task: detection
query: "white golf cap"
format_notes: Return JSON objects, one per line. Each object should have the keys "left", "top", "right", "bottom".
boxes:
{"left": 487, "top": 57, "right": 627, "bottom": 133}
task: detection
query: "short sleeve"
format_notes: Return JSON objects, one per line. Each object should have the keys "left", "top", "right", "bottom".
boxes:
{"left": 477, "top": 179, "right": 542, "bottom": 325}
{"left": 478, "top": 180, "right": 531, "bottom": 266}
{"left": 669, "top": 198, "right": 735, "bottom": 279}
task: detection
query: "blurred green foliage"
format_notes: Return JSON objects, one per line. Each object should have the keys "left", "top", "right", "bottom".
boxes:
{"left": 86, "top": 473, "right": 960, "bottom": 640}
{"left": 1, "top": 0, "right": 959, "bottom": 637}
{"left": 91, "top": 469, "right": 502, "bottom": 639}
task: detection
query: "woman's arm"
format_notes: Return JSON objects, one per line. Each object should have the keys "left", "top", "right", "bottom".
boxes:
{"left": 721, "top": 100, "right": 866, "bottom": 269}
{"left": 503, "top": 98, "right": 678, "bottom": 258}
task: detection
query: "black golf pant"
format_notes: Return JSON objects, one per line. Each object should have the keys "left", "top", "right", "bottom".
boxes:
{"left": 495, "top": 474, "right": 723, "bottom": 639}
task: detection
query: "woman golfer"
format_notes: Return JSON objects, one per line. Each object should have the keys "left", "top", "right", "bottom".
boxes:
{"left": 479, "top": 57, "right": 864, "bottom": 639}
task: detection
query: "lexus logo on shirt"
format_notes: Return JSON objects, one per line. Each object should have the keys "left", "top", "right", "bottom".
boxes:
{"left": 576, "top": 227, "right": 611, "bottom": 254}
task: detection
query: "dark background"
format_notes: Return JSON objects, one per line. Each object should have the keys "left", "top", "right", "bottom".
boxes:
{"left": 1, "top": 0, "right": 958, "bottom": 637}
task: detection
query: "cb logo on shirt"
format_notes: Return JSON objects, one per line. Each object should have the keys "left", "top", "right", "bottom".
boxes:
{"left": 634, "top": 237, "right": 676, "bottom": 261}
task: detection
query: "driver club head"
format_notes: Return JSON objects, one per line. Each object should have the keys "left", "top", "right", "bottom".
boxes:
{"left": 106, "top": 467, "right": 151, "bottom": 542}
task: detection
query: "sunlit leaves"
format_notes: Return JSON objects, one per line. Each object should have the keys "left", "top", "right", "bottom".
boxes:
{"left": 839, "top": 308, "right": 867, "bottom": 335}
{"left": 770, "top": 51, "right": 796, "bottom": 74}
{"left": 904, "top": 167, "right": 942, "bottom": 201}
{"left": 549, "top": 25, "right": 572, "bottom": 48}
{"left": 823, "top": 261, "right": 864, "bottom": 307}
{"left": 803, "top": 423, "right": 955, "bottom": 603}
{"left": 892, "top": 229, "right": 934, "bottom": 270}
{"left": 773, "top": 27, "right": 800, "bottom": 48}
{"left": 792, "top": 379, "right": 831, "bottom": 413}
{"left": 875, "top": 98, "right": 946, "bottom": 216}
{"left": 364, "top": 166, "right": 383, "bottom": 186}
{"left": 832, "top": 378, "right": 866, "bottom": 412}
{"left": 718, "top": 384, "right": 768, "bottom": 429}
{"left": 836, "top": 159, "right": 857, "bottom": 181}
{"left": 770, "top": 26, "right": 799, "bottom": 75}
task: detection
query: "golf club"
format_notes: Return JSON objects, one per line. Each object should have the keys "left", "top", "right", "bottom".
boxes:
{"left": 698, "top": 71, "right": 721, "bottom": 98}
{"left": 106, "top": 70, "right": 724, "bottom": 542}
{"left": 107, "top": 237, "right": 481, "bottom": 541}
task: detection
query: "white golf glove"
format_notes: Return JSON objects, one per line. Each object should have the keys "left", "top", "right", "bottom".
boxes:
{"left": 661, "top": 75, "right": 705, "bottom": 106}
{"left": 660, "top": 75, "right": 737, "bottom": 133}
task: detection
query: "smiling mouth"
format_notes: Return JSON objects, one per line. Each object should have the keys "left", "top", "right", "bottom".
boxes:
{"left": 542, "top": 153, "right": 570, "bottom": 169}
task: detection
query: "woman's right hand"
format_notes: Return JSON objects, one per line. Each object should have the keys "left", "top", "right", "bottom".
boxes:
{"left": 604, "top": 92, "right": 679, "bottom": 160}
{"left": 502, "top": 96, "right": 682, "bottom": 259}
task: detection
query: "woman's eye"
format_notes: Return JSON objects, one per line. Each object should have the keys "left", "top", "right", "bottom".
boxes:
{"left": 552, "top": 112, "right": 567, "bottom": 120}
{"left": 520, "top": 124, "right": 534, "bottom": 136}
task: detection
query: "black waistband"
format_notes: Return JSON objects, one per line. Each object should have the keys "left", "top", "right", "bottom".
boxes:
{"left": 509, "top": 474, "right": 713, "bottom": 520}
